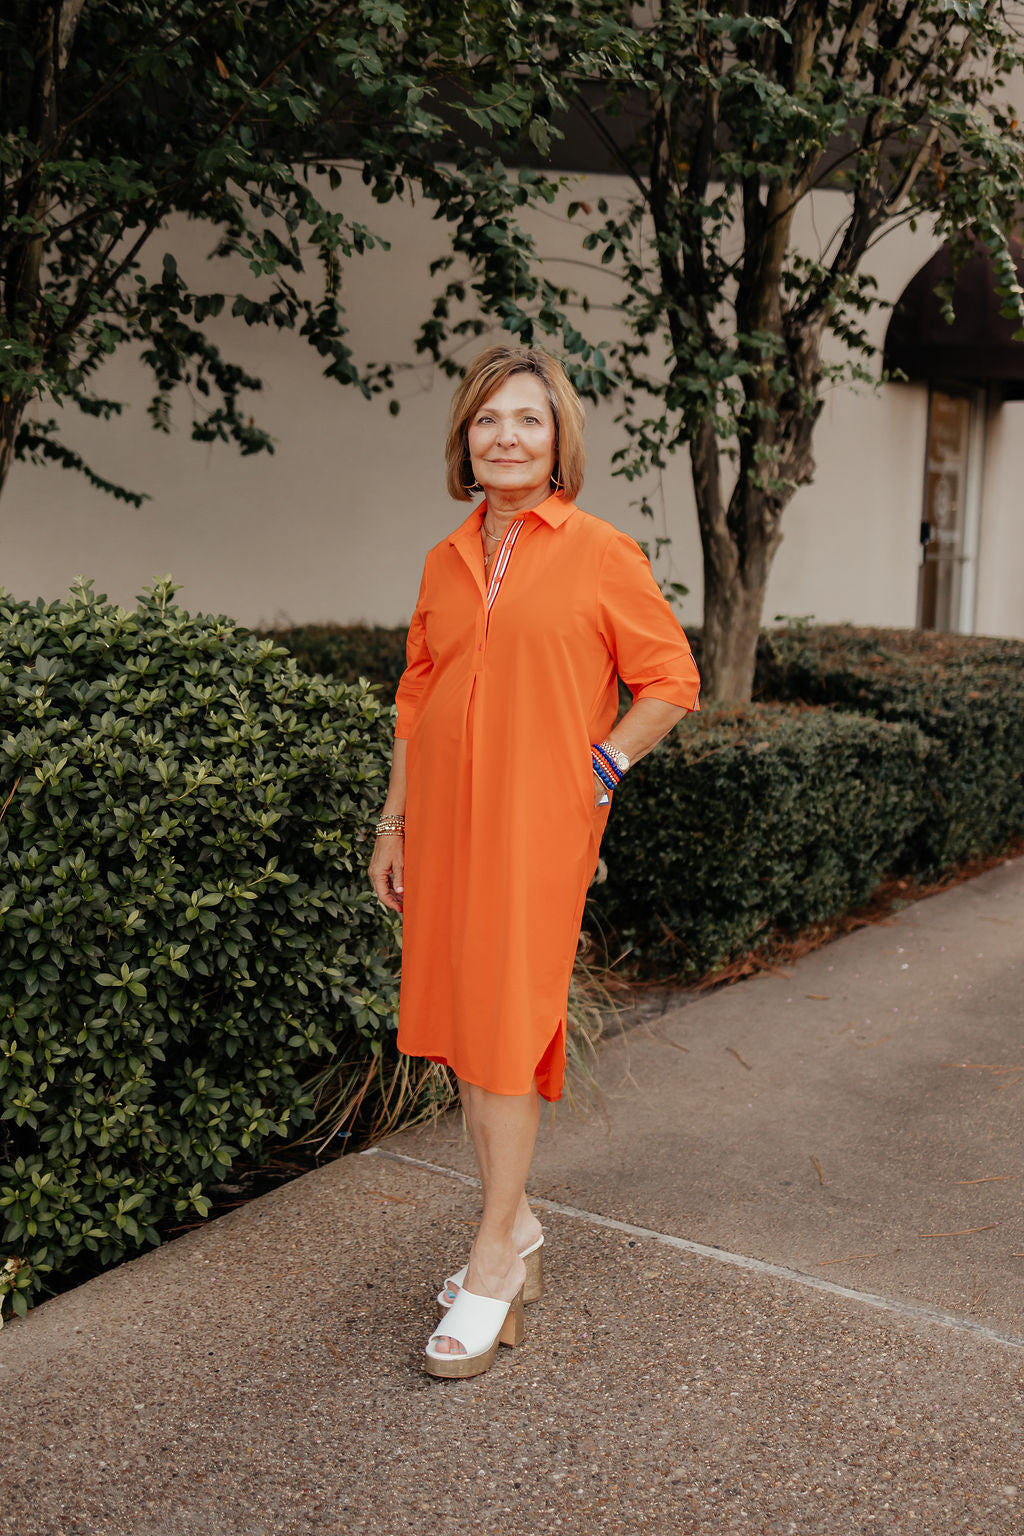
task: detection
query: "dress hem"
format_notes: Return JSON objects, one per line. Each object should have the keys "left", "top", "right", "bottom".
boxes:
{"left": 400, "top": 1019, "right": 566, "bottom": 1103}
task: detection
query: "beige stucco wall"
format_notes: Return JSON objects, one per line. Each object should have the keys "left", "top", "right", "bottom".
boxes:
{"left": 3, "top": 172, "right": 1021, "bottom": 641}
{"left": 974, "top": 394, "right": 1024, "bottom": 637}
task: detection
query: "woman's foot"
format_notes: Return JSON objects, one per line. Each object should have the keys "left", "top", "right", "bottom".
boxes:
{"left": 431, "top": 1240, "right": 528, "bottom": 1356}
{"left": 439, "top": 1200, "right": 543, "bottom": 1309}
{"left": 423, "top": 1279, "right": 526, "bottom": 1377}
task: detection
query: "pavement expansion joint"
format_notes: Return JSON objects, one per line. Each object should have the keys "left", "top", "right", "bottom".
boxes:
{"left": 364, "top": 1145, "right": 1024, "bottom": 1355}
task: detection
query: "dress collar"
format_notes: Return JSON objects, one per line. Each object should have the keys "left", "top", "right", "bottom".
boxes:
{"left": 522, "top": 491, "right": 577, "bottom": 528}
{"left": 448, "top": 492, "right": 577, "bottom": 546}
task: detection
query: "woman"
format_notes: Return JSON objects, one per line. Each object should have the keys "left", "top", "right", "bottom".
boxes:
{"left": 368, "top": 344, "right": 700, "bottom": 1378}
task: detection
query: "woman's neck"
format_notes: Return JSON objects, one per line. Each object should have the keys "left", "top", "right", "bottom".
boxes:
{"left": 482, "top": 486, "right": 552, "bottom": 523}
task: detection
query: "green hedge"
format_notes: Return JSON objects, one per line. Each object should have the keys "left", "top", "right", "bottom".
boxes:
{"left": 257, "top": 622, "right": 409, "bottom": 693}
{"left": 268, "top": 619, "right": 1024, "bottom": 972}
{"left": 587, "top": 704, "right": 930, "bottom": 977}
{"left": 755, "top": 626, "right": 1024, "bottom": 875}
{"left": 6, "top": 603, "right": 1021, "bottom": 1316}
{"left": 0, "top": 581, "right": 399, "bottom": 1320}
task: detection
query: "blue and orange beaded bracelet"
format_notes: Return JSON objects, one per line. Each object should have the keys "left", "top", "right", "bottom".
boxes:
{"left": 591, "top": 742, "right": 624, "bottom": 792}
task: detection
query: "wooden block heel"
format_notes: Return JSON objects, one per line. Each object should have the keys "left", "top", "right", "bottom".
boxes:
{"left": 523, "top": 1242, "right": 544, "bottom": 1305}
{"left": 498, "top": 1286, "right": 525, "bottom": 1348}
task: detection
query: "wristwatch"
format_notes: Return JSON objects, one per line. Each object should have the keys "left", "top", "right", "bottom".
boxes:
{"left": 598, "top": 740, "right": 630, "bottom": 774}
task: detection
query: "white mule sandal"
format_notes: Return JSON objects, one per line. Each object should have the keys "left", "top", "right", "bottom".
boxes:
{"left": 437, "top": 1234, "right": 544, "bottom": 1312}
{"left": 423, "top": 1283, "right": 526, "bottom": 1379}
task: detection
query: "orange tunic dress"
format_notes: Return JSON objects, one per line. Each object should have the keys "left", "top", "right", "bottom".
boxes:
{"left": 395, "top": 493, "right": 700, "bottom": 1101}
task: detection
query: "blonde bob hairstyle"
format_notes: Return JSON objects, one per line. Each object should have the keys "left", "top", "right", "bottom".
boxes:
{"left": 445, "top": 344, "right": 586, "bottom": 503}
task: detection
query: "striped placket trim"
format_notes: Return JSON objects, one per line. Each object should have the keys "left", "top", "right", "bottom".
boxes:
{"left": 485, "top": 518, "right": 526, "bottom": 616}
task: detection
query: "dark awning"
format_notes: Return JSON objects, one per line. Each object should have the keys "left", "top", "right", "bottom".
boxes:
{"left": 883, "top": 238, "right": 1024, "bottom": 397}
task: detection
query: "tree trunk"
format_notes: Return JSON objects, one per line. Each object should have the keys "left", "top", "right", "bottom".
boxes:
{"left": 701, "top": 557, "right": 769, "bottom": 705}
{"left": 689, "top": 415, "right": 780, "bottom": 704}
{"left": 0, "top": 4, "right": 85, "bottom": 505}
{"left": 0, "top": 396, "right": 27, "bottom": 501}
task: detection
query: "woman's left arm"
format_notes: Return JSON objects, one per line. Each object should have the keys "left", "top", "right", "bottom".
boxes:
{"left": 593, "top": 529, "right": 702, "bottom": 806}
{"left": 604, "top": 696, "right": 687, "bottom": 764}
{"left": 592, "top": 698, "right": 686, "bottom": 805}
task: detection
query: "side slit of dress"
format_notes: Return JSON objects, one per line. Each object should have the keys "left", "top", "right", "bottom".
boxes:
{"left": 534, "top": 1017, "right": 566, "bottom": 1104}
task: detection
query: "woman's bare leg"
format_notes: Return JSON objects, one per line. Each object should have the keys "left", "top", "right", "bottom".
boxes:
{"left": 432, "top": 1077, "right": 543, "bottom": 1356}
{"left": 460, "top": 1085, "right": 544, "bottom": 1258}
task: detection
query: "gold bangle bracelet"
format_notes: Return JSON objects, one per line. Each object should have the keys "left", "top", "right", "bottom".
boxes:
{"left": 375, "top": 814, "right": 406, "bottom": 838}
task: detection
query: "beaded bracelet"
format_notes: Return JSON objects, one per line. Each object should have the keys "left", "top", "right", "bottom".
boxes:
{"left": 591, "top": 753, "right": 618, "bottom": 792}
{"left": 591, "top": 743, "right": 624, "bottom": 785}
{"left": 375, "top": 814, "right": 405, "bottom": 838}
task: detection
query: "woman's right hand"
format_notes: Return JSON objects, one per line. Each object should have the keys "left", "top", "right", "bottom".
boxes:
{"left": 369, "top": 833, "right": 405, "bottom": 913}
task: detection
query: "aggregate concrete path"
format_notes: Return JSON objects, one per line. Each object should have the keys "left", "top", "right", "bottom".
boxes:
{"left": 2, "top": 857, "right": 1023, "bottom": 1536}
{"left": 394, "top": 852, "right": 1024, "bottom": 1339}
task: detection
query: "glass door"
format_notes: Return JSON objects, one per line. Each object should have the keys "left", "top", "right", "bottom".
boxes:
{"left": 918, "top": 388, "right": 983, "bottom": 632}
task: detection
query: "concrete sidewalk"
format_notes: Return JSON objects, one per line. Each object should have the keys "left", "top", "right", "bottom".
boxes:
{"left": 3, "top": 858, "right": 1023, "bottom": 1536}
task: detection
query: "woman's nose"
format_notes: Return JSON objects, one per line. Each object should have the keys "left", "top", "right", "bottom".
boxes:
{"left": 496, "top": 424, "right": 518, "bottom": 445}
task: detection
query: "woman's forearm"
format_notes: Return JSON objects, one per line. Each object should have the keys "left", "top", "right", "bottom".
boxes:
{"left": 383, "top": 738, "right": 409, "bottom": 815}
{"left": 369, "top": 738, "right": 408, "bottom": 914}
{"left": 603, "top": 696, "right": 688, "bottom": 768}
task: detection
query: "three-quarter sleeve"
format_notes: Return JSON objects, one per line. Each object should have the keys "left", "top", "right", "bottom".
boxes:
{"left": 597, "top": 530, "right": 700, "bottom": 711}
{"left": 394, "top": 560, "right": 434, "bottom": 739}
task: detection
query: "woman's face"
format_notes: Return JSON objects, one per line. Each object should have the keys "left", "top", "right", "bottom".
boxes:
{"left": 466, "top": 374, "right": 557, "bottom": 509}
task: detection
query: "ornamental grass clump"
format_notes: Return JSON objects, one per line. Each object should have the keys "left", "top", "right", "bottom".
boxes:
{"left": 0, "top": 579, "right": 399, "bottom": 1320}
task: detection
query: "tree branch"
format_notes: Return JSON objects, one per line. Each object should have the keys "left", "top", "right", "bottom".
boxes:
{"left": 571, "top": 95, "right": 649, "bottom": 203}
{"left": 648, "top": 95, "right": 690, "bottom": 370}
{"left": 52, "top": 1, "right": 361, "bottom": 344}
{"left": 832, "top": 15, "right": 975, "bottom": 284}
{"left": 2, "top": 0, "right": 200, "bottom": 208}
{"left": 676, "top": 12, "right": 721, "bottom": 350}
{"left": 62, "top": 211, "right": 162, "bottom": 338}
{"left": 833, "top": 0, "right": 882, "bottom": 82}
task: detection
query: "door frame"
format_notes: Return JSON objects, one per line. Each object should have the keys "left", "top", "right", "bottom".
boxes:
{"left": 918, "top": 384, "right": 986, "bottom": 633}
